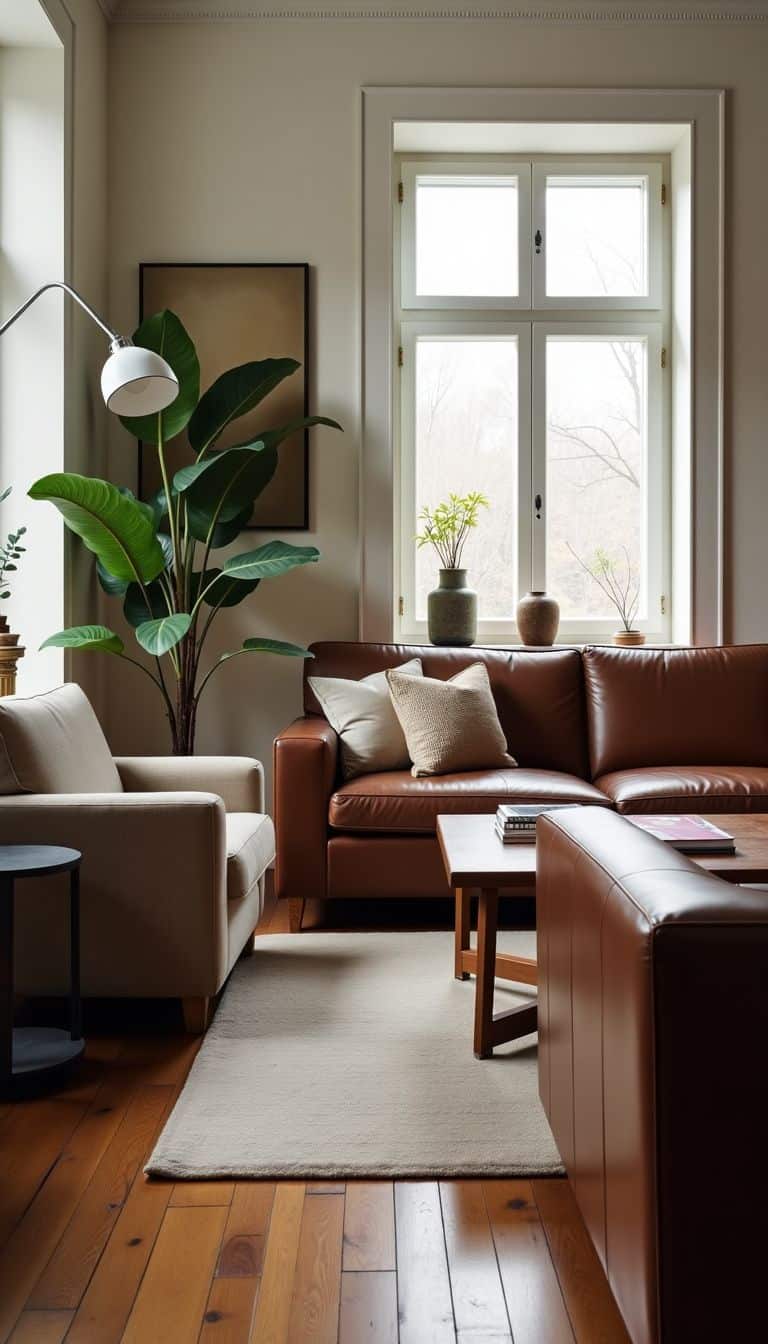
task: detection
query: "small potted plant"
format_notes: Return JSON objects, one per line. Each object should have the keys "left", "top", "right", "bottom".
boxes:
{"left": 0, "top": 486, "right": 27, "bottom": 695}
{"left": 416, "top": 492, "right": 488, "bottom": 646}
{"left": 567, "top": 543, "right": 645, "bottom": 646}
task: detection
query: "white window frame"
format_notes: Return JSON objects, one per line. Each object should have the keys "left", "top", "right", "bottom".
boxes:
{"left": 400, "top": 158, "right": 532, "bottom": 310}
{"left": 532, "top": 159, "right": 663, "bottom": 310}
{"left": 396, "top": 152, "right": 670, "bottom": 644}
{"left": 398, "top": 320, "right": 532, "bottom": 644}
{"left": 532, "top": 321, "right": 667, "bottom": 642}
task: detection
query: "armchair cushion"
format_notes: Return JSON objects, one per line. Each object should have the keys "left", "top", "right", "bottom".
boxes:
{"left": 0, "top": 684, "right": 122, "bottom": 795}
{"left": 226, "top": 813, "right": 275, "bottom": 902}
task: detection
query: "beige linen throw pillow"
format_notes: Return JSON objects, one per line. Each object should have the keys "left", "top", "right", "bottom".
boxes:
{"left": 387, "top": 662, "right": 516, "bottom": 777}
{"left": 309, "top": 658, "right": 423, "bottom": 780}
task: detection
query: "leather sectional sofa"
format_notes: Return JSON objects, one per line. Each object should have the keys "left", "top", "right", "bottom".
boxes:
{"left": 274, "top": 641, "right": 768, "bottom": 926}
{"left": 537, "top": 806, "right": 768, "bottom": 1344}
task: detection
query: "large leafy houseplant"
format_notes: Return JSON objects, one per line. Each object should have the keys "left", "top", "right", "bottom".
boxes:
{"left": 30, "top": 310, "right": 341, "bottom": 754}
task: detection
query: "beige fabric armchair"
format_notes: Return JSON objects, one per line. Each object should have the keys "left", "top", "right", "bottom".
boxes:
{"left": 0, "top": 684, "right": 275, "bottom": 1032}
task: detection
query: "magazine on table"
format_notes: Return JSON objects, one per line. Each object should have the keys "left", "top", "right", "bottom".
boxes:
{"left": 627, "top": 814, "right": 735, "bottom": 853}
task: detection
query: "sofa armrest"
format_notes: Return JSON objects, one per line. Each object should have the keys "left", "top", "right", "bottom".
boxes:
{"left": 114, "top": 755, "right": 264, "bottom": 813}
{"left": 273, "top": 716, "right": 339, "bottom": 903}
{"left": 0, "top": 792, "right": 229, "bottom": 997}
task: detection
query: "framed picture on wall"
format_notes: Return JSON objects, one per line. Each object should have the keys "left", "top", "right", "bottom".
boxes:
{"left": 138, "top": 262, "right": 310, "bottom": 529}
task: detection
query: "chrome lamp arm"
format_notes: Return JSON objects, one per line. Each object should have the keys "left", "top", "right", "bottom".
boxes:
{"left": 0, "top": 281, "right": 179, "bottom": 416}
{"left": 0, "top": 281, "right": 123, "bottom": 346}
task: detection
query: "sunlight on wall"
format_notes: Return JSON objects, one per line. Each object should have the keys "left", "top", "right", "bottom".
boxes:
{"left": 0, "top": 42, "right": 65, "bottom": 693}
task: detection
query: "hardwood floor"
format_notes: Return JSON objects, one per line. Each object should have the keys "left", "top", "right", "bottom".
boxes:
{"left": 0, "top": 897, "right": 630, "bottom": 1344}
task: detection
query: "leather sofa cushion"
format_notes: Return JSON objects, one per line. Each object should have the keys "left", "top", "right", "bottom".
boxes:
{"left": 226, "top": 813, "right": 275, "bottom": 902}
{"left": 0, "top": 683, "right": 123, "bottom": 795}
{"left": 306, "top": 643, "right": 590, "bottom": 778}
{"left": 328, "top": 768, "right": 611, "bottom": 834}
{"left": 583, "top": 644, "right": 768, "bottom": 777}
{"left": 596, "top": 766, "right": 768, "bottom": 814}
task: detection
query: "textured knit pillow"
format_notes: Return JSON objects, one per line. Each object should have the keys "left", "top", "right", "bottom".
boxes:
{"left": 309, "top": 658, "right": 423, "bottom": 780}
{"left": 386, "top": 662, "right": 516, "bottom": 777}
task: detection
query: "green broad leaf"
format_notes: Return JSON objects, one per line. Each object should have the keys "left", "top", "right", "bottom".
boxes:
{"left": 222, "top": 541, "right": 319, "bottom": 582}
{"left": 124, "top": 580, "right": 169, "bottom": 628}
{"left": 174, "top": 441, "right": 278, "bottom": 528}
{"left": 135, "top": 613, "right": 192, "bottom": 656}
{"left": 148, "top": 486, "right": 172, "bottom": 528}
{"left": 0, "top": 486, "right": 11, "bottom": 504}
{"left": 118, "top": 310, "right": 200, "bottom": 445}
{"left": 216, "top": 637, "right": 314, "bottom": 669}
{"left": 29, "top": 473, "right": 166, "bottom": 584}
{"left": 97, "top": 560, "right": 129, "bottom": 597}
{"left": 158, "top": 533, "right": 174, "bottom": 569}
{"left": 187, "top": 358, "right": 299, "bottom": 456}
{"left": 187, "top": 502, "right": 253, "bottom": 548}
{"left": 41, "top": 624, "right": 124, "bottom": 655}
{"left": 192, "top": 568, "right": 260, "bottom": 609}
{"left": 256, "top": 415, "right": 343, "bottom": 452}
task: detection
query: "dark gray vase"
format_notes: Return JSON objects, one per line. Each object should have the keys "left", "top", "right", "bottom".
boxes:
{"left": 427, "top": 568, "right": 477, "bottom": 647}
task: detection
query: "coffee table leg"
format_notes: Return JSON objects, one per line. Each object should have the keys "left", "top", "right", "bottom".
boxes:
{"left": 474, "top": 886, "right": 499, "bottom": 1058}
{"left": 454, "top": 886, "right": 471, "bottom": 981}
{"left": 0, "top": 876, "right": 13, "bottom": 1083}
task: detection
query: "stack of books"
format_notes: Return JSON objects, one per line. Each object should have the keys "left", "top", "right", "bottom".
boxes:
{"left": 494, "top": 803, "right": 580, "bottom": 845}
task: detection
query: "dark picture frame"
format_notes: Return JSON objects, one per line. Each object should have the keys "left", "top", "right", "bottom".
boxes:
{"left": 138, "top": 262, "right": 310, "bottom": 530}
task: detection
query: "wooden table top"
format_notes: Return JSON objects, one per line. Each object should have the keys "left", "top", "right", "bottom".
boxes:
{"left": 437, "top": 814, "right": 536, "bottom": 887}
{"left": 694, "top": 813, "right": 768, "bottom": 883}
{"left": 436, "top": 811, "right": 768, "bottom": 888}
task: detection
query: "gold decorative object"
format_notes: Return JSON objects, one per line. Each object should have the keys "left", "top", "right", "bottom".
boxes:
{"left": 0, "top": 615, "right": 24, "bottom": 697}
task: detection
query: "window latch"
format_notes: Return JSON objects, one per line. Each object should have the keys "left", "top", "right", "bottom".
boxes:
{"left": 534, "top": 493, "right": 543, "bottom": 519}
{"left": 534, "top": 229, "right": 543, "bottom": 255}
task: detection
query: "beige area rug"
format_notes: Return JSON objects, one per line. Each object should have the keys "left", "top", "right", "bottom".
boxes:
{"left": 146, "top": 930, "right": 562, "bottom": 1179}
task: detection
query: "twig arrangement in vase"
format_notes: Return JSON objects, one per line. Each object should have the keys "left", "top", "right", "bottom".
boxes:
{"left": 416, "top": 492, "right": 488, "bottom": 647}
{"left": 566, "top": 542, "right": 645, "bottom": 646}
{"left": 29, "top": 310, "right": 341, "bottom": 753}
{"left": 416, "top": 491, "right": 489, "bottom": 571}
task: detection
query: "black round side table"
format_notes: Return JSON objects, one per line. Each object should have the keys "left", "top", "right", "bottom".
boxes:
{"left": 0, "top": 845, "right": 84, "bottom": 1097}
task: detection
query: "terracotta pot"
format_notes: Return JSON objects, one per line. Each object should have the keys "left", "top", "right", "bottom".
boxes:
{"left": 613, "top": 629, "right": 646, "bottom": 647}
{"left": 516, "top": 591, "right": 560, "bottom": 646}
{"left": 427, "top": 568, "right": 477, "bottom": 647}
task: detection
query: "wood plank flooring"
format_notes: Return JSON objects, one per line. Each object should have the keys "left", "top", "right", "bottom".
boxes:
{"left": 0, "top": 896, "right": 630, "bottom": 1344}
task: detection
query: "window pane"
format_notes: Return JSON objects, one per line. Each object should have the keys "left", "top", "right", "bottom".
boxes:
{"left": 545, "top": 176, "right": 648, "bottom": 297}
{"left": 416, "top": 178, "right": 519, "bottom": 297}
{"left": 414, "top": 337, "right": 518, "bottom": 619}
{"left": 545, "top": 336, "right": 647, "bottom": 621}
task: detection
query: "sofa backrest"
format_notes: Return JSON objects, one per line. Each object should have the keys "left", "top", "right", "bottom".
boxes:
{"left": 0, "top": 683, "right": 123, "bottom": 795}
{"left": 583, "top": 644, "right": 768, "bottom": 777}
{"left": 305, "top": 643, "right": 590, "bottom": 777}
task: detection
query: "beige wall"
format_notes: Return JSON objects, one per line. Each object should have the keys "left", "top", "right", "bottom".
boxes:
{"left": 106, "top": 16, "right": 768, "bottom": 782}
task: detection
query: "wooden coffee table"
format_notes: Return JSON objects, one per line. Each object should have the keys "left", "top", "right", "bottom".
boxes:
{"left": 437, "top": 811, "right": 768, "bottom": 1059}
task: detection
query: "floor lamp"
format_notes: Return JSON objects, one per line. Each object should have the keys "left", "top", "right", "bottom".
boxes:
{"left": 0, "top": 281, "right": 179, "bottom": 415}
{"left": 0, "top": 281, "right": 178, "bottom": 692}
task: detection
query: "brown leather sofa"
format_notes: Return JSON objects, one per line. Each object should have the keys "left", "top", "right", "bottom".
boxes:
{"left": 537, "top": 806, "right": 768, "bottom": 1344}
{"left": 274, "top": 641, "right": 768, "bottom": 927}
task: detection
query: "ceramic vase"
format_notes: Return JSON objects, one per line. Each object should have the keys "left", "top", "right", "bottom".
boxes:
{"left": 427, "top": 568, "right": 477, "bottom": 647}
{"left": 613, "top": 629, "right": 646, "bottom": 647}
{"left": 516, "top": 591, "right": 560, "bottom": 646}
{"left": 0, "top": 614, "right": 24, "bottom": 697}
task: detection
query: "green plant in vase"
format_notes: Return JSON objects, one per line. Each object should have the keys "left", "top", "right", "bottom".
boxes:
{"left": 30, "top": 310, "right": 342, "bottom": 753}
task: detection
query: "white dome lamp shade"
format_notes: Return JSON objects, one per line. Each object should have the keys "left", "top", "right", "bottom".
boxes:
{"left": 101, "top": 339, "right": 179, "bottom": 417}
{"left": 0, "top": 281, "right": 180, "bottom": 419}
